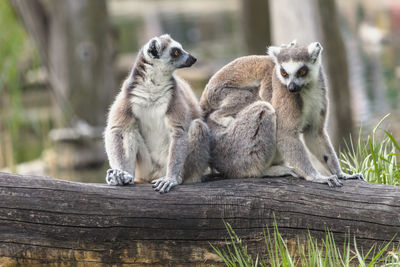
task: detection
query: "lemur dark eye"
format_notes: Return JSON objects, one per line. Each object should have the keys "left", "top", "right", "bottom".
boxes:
{"left": 280, "top": 68, "right": 288, "bottom": 78}
{"left": 171, "top": 48, "right": 181, "bottom": 58}
{"left": 297, "top": 66, "right": 308, "bottom": 77}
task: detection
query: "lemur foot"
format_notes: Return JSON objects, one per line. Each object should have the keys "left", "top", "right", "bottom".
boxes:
{"left": 326, "top": 175, "right": 343, "bottom": 187}
{"left": 312, "top": 175, "right": 343, "bottom": 187}
{"left": 106, "top": 169, "right": 134, "bottom": 185}
{"left": 151, "top": 177, "right": 178, "bottom": 193}
{"left": 338, "top": 172, "right": 365, "bottom": 181}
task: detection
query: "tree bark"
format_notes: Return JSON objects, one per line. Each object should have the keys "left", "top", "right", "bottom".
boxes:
{"left": 0, "top": 172, "right": 399, "bottom": 266}
{"left": 241, "top": 0, "right": 272, "bottom": 55}
{"left": 317, "top": 0, "right": 354, "bottom": 149}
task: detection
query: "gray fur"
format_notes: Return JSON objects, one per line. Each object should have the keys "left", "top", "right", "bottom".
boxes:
{"left": 105, "top": 34, "right": 210, "bottom": 193}
{"left": 210, "top": 101, "right": 276, "bottom": 178}
{"left": 276, "top": 46, "right": 311, "bottom": 63}
{"left": 200, "top": 42, "right": 364, "bottom": 187}
{"left": 106, "top": 169, "right": 134, "bottom": 185}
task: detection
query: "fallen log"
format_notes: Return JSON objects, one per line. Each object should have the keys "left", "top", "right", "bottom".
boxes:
{"left": 0, "top": 172, "right": 399, "bottom": 266}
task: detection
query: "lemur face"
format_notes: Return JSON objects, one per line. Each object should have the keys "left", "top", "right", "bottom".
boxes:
{"left": 145, "top": 34, "right": 197, "bottom": 71}
{"left": 268, "top": 41, "right": 323, "bottom": 93}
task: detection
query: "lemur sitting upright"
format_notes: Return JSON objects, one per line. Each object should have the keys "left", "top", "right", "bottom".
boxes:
{"left": 200, "top": 41, "right": 364, "bottom": 187}
{"left": 104, "top": 34, "right": 210, "bottom": 193}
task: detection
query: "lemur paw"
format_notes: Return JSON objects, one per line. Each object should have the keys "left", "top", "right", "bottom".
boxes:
{"left": 338, "top": 172, "right": 365, "bottom": 181}
{"left": 151, "top": 177, "right": 178, "bottom": 193}
{"left": 287, "top": 168, "right": 300, "bottom": 178}
{"left": 312, "top": 175, "right": 343, "bottom": 187}
{"left": 326, "top": 175, "right": 343, "bottom": 187}
{"left": 106, "top": 169, "right": 134, "bottom": 186}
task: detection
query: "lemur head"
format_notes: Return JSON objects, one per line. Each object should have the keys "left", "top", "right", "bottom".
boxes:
{"left": 144, "top": 34, "right": 197, "bottom": 72}
{"left": 268, "top": 41, "right": 323, "bottom": 93}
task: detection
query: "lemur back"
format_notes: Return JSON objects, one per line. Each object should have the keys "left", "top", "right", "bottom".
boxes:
{"left": 105, "top": 34, "right": 210, "bottom": 193}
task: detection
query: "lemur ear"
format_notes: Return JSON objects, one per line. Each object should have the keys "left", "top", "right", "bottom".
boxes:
{"left": 267, "top": 46, "right": 281, "bottom": 62}
{"left": 147, "top": 38, "right": 161, "bottom": 59}
{"left": 288, "top": 39, "right": 297, "bottom": 47}
{"left": 159, "top": 33, "right": 171, "bottom": 40}
{"left": 308, "top": 42, "right": 323, "bottom": 63}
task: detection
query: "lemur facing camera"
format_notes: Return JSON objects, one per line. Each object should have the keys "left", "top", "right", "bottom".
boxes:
{"left": 104, "top": 34, "right": 210, "bottom": 193}
{"left": 200, "top": 41, "right": 364, "bottom": 187}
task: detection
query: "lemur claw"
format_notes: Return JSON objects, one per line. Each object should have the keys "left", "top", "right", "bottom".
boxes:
{"left": 312, "top": 175, "right": 342, "bottom": 187}
{"left": 327, "top": 176, "right": 343, "bottom": 187}
{"left": 106, "top": 169, "right": 134, "bottom": 186}
{"left": 151, "top": 177, "right": 178, "bottom": 193}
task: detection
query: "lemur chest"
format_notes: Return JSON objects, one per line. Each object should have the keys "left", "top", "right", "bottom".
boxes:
{"left": 131, "top": 88, "right": 172, "bottom": 159}
{"left": 300, "top": 88, "right": 324, "bottom": 131}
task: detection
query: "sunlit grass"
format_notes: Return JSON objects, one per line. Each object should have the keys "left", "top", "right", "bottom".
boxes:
{"left": 340, "top": 114, "right": 400, "bottom": 186}
{"left": 211, "top": 221, "right": 400, "bottom": 267}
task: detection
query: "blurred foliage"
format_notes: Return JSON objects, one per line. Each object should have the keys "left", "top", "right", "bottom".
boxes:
{"left": 0, "top": 1, "right": 25, "bottom": 169}
{"left": 0, "top": 0, "right": 25, "bottom": 114}
{"left": 1, "top": 0, "right": 399, "bottom": 180}
{"left": 382, "top": 47, "right": 400, "bottom": 110}
{"left": 113, "top": 18, "right": 143, "bottom": 53}
{"left": 0, "top": 1, "right": 45, "bottom": 168}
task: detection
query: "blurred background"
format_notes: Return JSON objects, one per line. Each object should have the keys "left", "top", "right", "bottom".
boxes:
{"left": 0, "top": 0, "right": 399, "bottom": 183}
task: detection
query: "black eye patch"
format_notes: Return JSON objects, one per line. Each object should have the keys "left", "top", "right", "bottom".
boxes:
{"left": 171, "top": 48, "right": 181, "bottom": 58}
{"left": 297, "top": 66, "right": 309, "bottom": 77}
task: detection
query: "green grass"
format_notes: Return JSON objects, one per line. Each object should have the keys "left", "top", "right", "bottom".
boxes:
{"left": 340, "top": 114, "right": 400, "bottom": 186}
{"left": 211, "top": 222, "right": 400, "bottom": 267}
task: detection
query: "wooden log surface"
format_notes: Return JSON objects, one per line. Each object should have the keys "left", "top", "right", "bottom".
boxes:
{"left": 0, "top": 171, "right": 399, "bottom": 266}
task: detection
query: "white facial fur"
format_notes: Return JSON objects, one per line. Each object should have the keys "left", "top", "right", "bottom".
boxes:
{"left": 267, "top": 46, "right": 281, "bottom": 63}
{"left": 308, "top": 42, "right": 323, "bottom": 64}
{"left": 276, "top": 61, "right": 303, "bottom": 85}
{"left": 269, "top": 42, "right": 323, "bottom": 89}
{"left": 144, "top": 35, "right": 192, "bottom": 73}
{"left": 275, "top": 60, "right": 320, "bottom": 88}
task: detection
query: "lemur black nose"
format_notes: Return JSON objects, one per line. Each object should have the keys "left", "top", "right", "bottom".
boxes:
{"left": 189, "top": 54, "right": 197, "bottom": 64}
{"left": 179, "top": 54, "right": 197, "bottom": 68}
{"left": 288, "top": 82, "right": 300, "bottom": 93}
{"left": 182, "top": 54, "right": 197, "bottom": 68}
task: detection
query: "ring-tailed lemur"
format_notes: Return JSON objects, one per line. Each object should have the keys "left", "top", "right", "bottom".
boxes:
{"left": 200, "top": 40, "right": 364, "bottom": 187}
{"left": 104, "top": 34, "right": 210, "bottom": 193}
